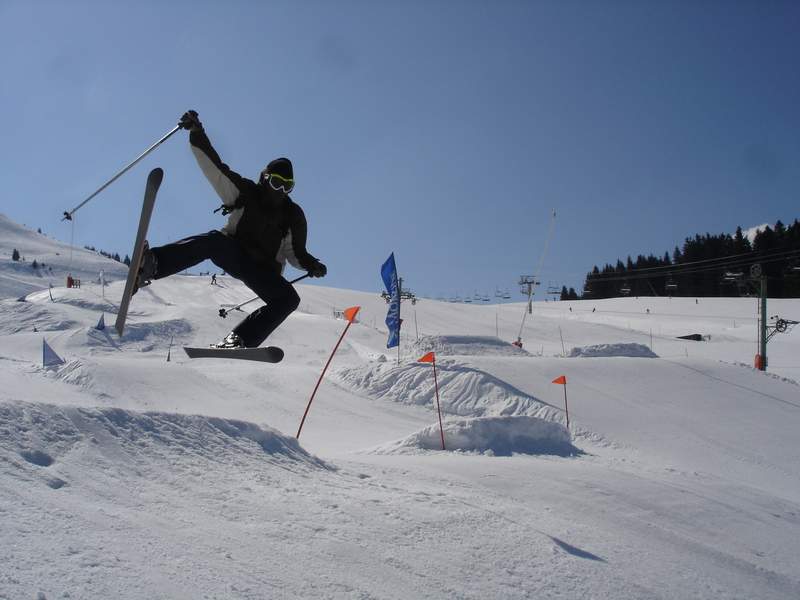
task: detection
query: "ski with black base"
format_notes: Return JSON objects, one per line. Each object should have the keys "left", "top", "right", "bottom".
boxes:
{"left": 115, "top": 168, "right": 163, "bottom": 337}
{"left": 183, "top": 346, "right": 284, "bottom": 363}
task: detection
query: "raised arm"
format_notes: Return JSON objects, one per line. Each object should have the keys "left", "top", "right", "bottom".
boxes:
{"left": 179, "top": 110, "right": 253, "bottom": 207}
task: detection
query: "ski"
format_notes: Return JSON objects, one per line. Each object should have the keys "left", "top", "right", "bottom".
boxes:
{"left": 183, "top": 346, "right": 284, "bottom": 363}
{"left": 115, "top": 168, "right": 163, "bottom": 337}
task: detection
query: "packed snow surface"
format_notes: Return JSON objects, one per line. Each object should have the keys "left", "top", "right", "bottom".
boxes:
{"left": 568, "top": 342, "right": 658, "bottom": 358}
{"left": 371, "top": 415, "right": 575, "bottom": 456}
{"left": 2, "top": 216, "right": 800, "bottom": 598}
{"left": 410, "top": 334, "right": 530, "bottom": 356}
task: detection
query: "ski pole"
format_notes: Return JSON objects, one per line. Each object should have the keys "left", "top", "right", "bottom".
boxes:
{"left": 218, "top": 273, "right": 310, "bottom": 318}
{"left": 62, "top": 123, "right": 182, "bottom": 221}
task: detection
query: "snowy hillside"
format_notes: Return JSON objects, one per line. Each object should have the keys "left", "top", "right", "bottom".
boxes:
{"left": 1, "top": 217, "right": 800, "bottom": 598}
{"left": 0, "top": 213, "right": 127, "bottom": 299}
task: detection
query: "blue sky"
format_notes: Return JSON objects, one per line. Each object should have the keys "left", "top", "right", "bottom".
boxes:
{"left": 1, "top": 0, "right": 798, "bottom": 299}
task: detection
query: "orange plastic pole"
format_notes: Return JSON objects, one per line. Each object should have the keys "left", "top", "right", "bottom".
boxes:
{"left": 432, "top": 357, "right": 446, "bottom": 450}
{"left": 296, "top": 307, "right": 360, "bottom": 439}
{"left": 552, "top": 375, "right": 569, "bottom": 429}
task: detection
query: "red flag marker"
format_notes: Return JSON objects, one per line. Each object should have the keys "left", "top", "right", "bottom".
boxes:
{"left": 551, "top": 375, "right": 570, "bottom": 428}
{"left": 419, "top": 351, "right": 435, "bottom": 363}
{"left": 296, "top": 306, "right": 361, "bottom": 439}
{"left": 418, "top": 351, "right": 445, "bottom": 450}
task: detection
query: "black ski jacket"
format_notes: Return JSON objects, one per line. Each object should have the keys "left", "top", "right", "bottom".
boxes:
{"left": 189, "top": 129, "right": 319, "bottom": 275}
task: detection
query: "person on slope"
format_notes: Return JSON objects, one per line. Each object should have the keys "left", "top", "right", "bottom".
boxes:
{"left": 136, "top": 110, "right": 327, "bottom": 349}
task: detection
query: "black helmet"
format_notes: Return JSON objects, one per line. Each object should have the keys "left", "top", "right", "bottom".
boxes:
{"left": 261, "top": 157, "right": 293, "bottom": 181}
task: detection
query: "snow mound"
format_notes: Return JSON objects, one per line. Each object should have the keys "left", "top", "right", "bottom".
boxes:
{"left": 0, "top": 402, "right": 330, "bottom": 485}
{"left": 335, "top": 360, "right": 561, "bottom": 421}
{"left": 0, "top": 298, "right": 78, "bottom": 334}
{"left": 568, "top": 343, "right": 658, "bottom": 358}
{"left": 371, "top": 415, "right": 576, "bottom": 456}
{"left": 411, "top": 335, "right": 529, "bottom": 356}
{"left": 118, "top": 318, "right": 193, "bottom": 345}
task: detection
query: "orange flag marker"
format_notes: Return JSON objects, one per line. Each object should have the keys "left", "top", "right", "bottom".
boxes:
{"left": 418, "top": 351, "right": 445, "bottom": 450}
{"left": 551, "top": 374, "right": 570, "bottom": 428}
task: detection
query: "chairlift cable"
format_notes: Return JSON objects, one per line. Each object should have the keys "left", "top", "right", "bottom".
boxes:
{"left": 516, "top": 209, "right": 556, "bottom": 344}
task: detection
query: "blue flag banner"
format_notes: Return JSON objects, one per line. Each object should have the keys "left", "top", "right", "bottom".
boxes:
{"left": 42, "top": 338, "right": 65, "bottom": 368}
{"left": 381, "top": 253, "right": 401, "bottom": 348}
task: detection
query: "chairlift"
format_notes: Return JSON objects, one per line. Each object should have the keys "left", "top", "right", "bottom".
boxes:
{"left": 502, "top": 289, "right": 512, "bottom": 300}
{"left": 619, "top": 283, "right": 632, "bottom": 296}
{"left": 665, "top": 276, "right": 678, "bottom": 293}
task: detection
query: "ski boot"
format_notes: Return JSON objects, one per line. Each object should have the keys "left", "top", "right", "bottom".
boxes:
{"left": 132, "top": 241, "right": 158, "bottom": 295}
{"left": 213, "top": 331, "right": 246, "bottom": 349}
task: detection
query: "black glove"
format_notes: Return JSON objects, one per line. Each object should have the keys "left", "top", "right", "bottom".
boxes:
{"left": 179, "top": 110, "right": 203, "bottom": 132}
{"left": 308, "top": 261, "right": 327, "bottom": 278}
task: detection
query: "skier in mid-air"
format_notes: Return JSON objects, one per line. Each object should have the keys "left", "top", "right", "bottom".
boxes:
{"left": 136, "top": 110, "right": 327, "bottom": 349}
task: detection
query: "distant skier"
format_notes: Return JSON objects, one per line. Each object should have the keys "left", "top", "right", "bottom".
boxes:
{"left": 211, "top": 274, "right": 217, "bottom": 285}
{"left": 136, "top": 110, "right": 327, "bottom": 349}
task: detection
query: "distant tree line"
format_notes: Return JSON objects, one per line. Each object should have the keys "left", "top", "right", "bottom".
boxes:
{"left": 583, "top": 219, "right": 800, "bottom": 299}
{"left": 84, "top": 245, "right": 130, "bottom": 265}
{"left": 560, "top": 286, "right": 579, "bottom": 301}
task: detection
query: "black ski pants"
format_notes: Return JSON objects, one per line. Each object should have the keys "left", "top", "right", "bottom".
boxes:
{"left": 151, "top": 231, "right": 300, "bottom": 347}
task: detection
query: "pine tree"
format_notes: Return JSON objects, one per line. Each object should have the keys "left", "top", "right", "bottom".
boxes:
{"left": 12, "top": 249, "right": 20, "bottom": 261}
{"left": 733, "top": 226, "right": 751, "bottom": 254}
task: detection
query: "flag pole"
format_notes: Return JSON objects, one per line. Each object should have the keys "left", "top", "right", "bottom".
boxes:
{"left": 419, "top": 352, "right": 446, "bottom": 450}
{"left": 296, "top": 306, "right": 360, "bottom": 439}
{"left": 552, "top": 375, "right": 569, "bottom": 429}
{"left": 432, "top": 357, "right": 445, "bottom": 450}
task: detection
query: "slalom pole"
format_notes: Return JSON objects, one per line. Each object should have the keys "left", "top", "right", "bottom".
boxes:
{"left": 219, "top": 274, "right": 309, "bottom": 318}
{"left": 552, "top": 375, "right": 569, "bottom": 429}
{"left": 419, "top": 352, "right": 446, "bottom": 450}
{"left": 296, "top": 306, "right": 361, "bottom": 439}
{"left": 62, "top": 124, "right": 182, "bottom": 221}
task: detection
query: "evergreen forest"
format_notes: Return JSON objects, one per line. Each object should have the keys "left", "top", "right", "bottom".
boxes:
{"left": 582, "top": 220, "right": 800, "bottom": 299}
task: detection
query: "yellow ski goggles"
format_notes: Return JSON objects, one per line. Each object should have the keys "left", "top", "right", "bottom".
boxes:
{"left": 266, "top": 172, "right": 295, "bottom": 194}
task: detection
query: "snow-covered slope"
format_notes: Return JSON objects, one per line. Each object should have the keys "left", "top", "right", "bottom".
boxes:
{"left": 0, "top": 213, "right": 127, "bottom": 299}
{"left": 1, "top": 214, "right": 800, "bottom": 599}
